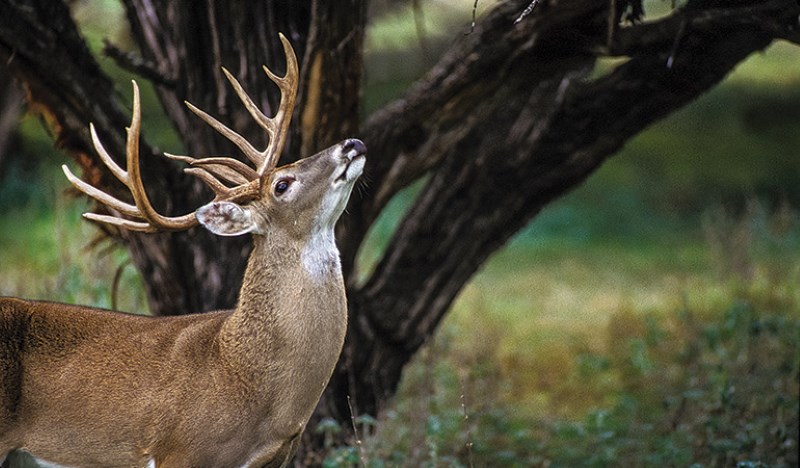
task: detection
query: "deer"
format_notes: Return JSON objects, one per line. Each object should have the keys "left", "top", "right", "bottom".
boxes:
{"left": 0, "top": 34, "right": 365, "bottom": 468}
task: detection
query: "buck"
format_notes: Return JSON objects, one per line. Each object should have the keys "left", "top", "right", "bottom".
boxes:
{"left": 0, "top": 34, "right": 365, "bottom": 467}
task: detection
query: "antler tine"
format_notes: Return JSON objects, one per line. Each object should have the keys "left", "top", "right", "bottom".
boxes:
{"left": 63, "top": 81, "right": 198, "bottom": 232}
{"left": 164, "top": 153, "right": 258, "bottom": 185}
{"left": 163, "top": 152, "right": 261, "bottom": 201}
{"left": 183, "top": 101, "right": 265, "bottom": 170}
{"left": 261, "top": 33, "right": 298, "bottom": 174}
{"left": 62, "top": 164, "right": 142, "bottom": 220}
{"left": 185, "top": 32, "right": 298, "bottom": 177}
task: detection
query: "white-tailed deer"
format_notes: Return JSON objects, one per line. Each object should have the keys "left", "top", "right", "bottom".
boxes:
{"left": 0, "top": 34, "right": 365, "bottom": 467}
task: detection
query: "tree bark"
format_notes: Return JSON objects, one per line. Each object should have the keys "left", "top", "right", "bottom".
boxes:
{"left": 0, "top": 74, "right": 23, "bottom": 178}
{"left": 1, "top": 0, "right": 798, "bottom": 463}
{"left": 118, "top": 0, "right": 368, "bottom": 313}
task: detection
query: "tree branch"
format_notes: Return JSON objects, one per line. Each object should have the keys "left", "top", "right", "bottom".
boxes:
{"left": 0, "top": 0, "right": 130, "bottom": 165}
{"left": 102, "top": 39, "right": 176, "bottom": 87}
{"left": 323, "top": 0, "right": 798, "bottom": 425}
{"left": 604, "top": 0, "right": 800, "bottom": 57}
{"left": 338, "top": 0, "right": 609, "bottom": 274}
{"left": 349, "top": 0, "right": 800, "bottom": 262}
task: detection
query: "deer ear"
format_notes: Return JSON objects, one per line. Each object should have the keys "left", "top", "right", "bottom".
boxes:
{"left": 196, "top": 201, "right": 260, "bottom": 236}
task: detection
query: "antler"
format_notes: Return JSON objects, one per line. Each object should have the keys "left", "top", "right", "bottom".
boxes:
{"left": 62, "top": 33, "right": 299, "bottom": 233}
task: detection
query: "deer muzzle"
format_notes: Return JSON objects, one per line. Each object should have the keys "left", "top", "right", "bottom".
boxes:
{"left": 336, "top": 138, "right": 366, "bottom": 183}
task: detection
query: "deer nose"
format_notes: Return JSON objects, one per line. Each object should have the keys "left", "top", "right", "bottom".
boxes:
{"left": 342, "top": 139, "right": 366, "bottom": 157}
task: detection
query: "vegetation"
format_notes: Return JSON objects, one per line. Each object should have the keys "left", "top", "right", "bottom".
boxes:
{"left": 339, "top": 193, "right": 800, "bottom": 466}
{"left": 1, "top": 2, "right": 798, "bottom": 466}
{"left": 336, "top": 286, "right": 798, "bottom": 467}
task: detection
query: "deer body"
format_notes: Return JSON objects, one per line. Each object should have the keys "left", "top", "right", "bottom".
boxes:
{"left": 1, "top": 231, "right": 345, "bottom": 466}
{"left": 0, "top": 34, "right": 364, "bottom": 467}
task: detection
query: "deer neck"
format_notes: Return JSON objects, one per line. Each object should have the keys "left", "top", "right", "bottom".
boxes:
{"left": 218, "top": 227, "right": 347, "bottom": 387}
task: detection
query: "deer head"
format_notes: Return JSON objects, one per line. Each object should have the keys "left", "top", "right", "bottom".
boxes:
{"left": 197, "top": 137, "right": 366, "bottom": 241}
{"left": 62, "top": 33, "right": 366, "bottom": 244}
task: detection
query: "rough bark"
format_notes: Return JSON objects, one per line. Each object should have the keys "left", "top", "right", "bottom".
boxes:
{"left": 120, "top": 0, "right": 367, "bottom": 313}
{"left": 0, "top": 74, "right": 23, "bottom": 177}
{"left": 116, "top": 0, "right": 313, "bottom": 314}
{"left": 0, "top": 0, "right": 798, "bottom": 463}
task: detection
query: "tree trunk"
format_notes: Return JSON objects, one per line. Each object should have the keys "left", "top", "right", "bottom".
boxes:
{"left": 1, "top": 0, "right": 797, "bottom": 463}
{"left": 0, "top": 73, "right": 23, "bottom": 178}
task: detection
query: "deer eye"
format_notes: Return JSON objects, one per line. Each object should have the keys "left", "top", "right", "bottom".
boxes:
{"left": 274, "top": 178, "right": 293, "bottom": 196}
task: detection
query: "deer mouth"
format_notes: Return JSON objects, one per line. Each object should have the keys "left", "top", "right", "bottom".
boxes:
{"left": 335, "top": 139, "right": 366, "bottom": 183}
{"left": 335, "top": 156, "right": 364, "bottom": 183}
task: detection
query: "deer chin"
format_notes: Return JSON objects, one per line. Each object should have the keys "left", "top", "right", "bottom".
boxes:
{"left": 337, "top": 153, "right": 365, "bottom": 184}
{"left": 333, "top": 139, "right": 366, "bottom": 184}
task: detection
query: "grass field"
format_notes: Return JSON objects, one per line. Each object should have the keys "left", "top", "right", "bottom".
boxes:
{"left": 1, "top": 3, "right": 799, "bottom": 466}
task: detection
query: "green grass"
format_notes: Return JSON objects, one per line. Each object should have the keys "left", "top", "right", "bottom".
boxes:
{"left": 0, "top": 163, "right": 147, "bottom": 313}
{"left": 331, "top": 217, "right": 799, "bottom": 466}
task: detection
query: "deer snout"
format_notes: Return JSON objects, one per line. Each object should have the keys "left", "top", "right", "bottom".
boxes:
{"left": 342, "top": 139, "right": 367, "bottom": 159}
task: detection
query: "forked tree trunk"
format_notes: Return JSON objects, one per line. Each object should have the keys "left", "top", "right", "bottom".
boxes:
{"left": 0, "top": 0, "right": 797, "bottom": 463}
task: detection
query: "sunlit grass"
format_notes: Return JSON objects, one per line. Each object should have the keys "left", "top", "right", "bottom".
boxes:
{"left": 445, "top": 217, "right": 799, "bottom": 412}
{"left": 351, "top": 214, "right": 799, "bottom": 465}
